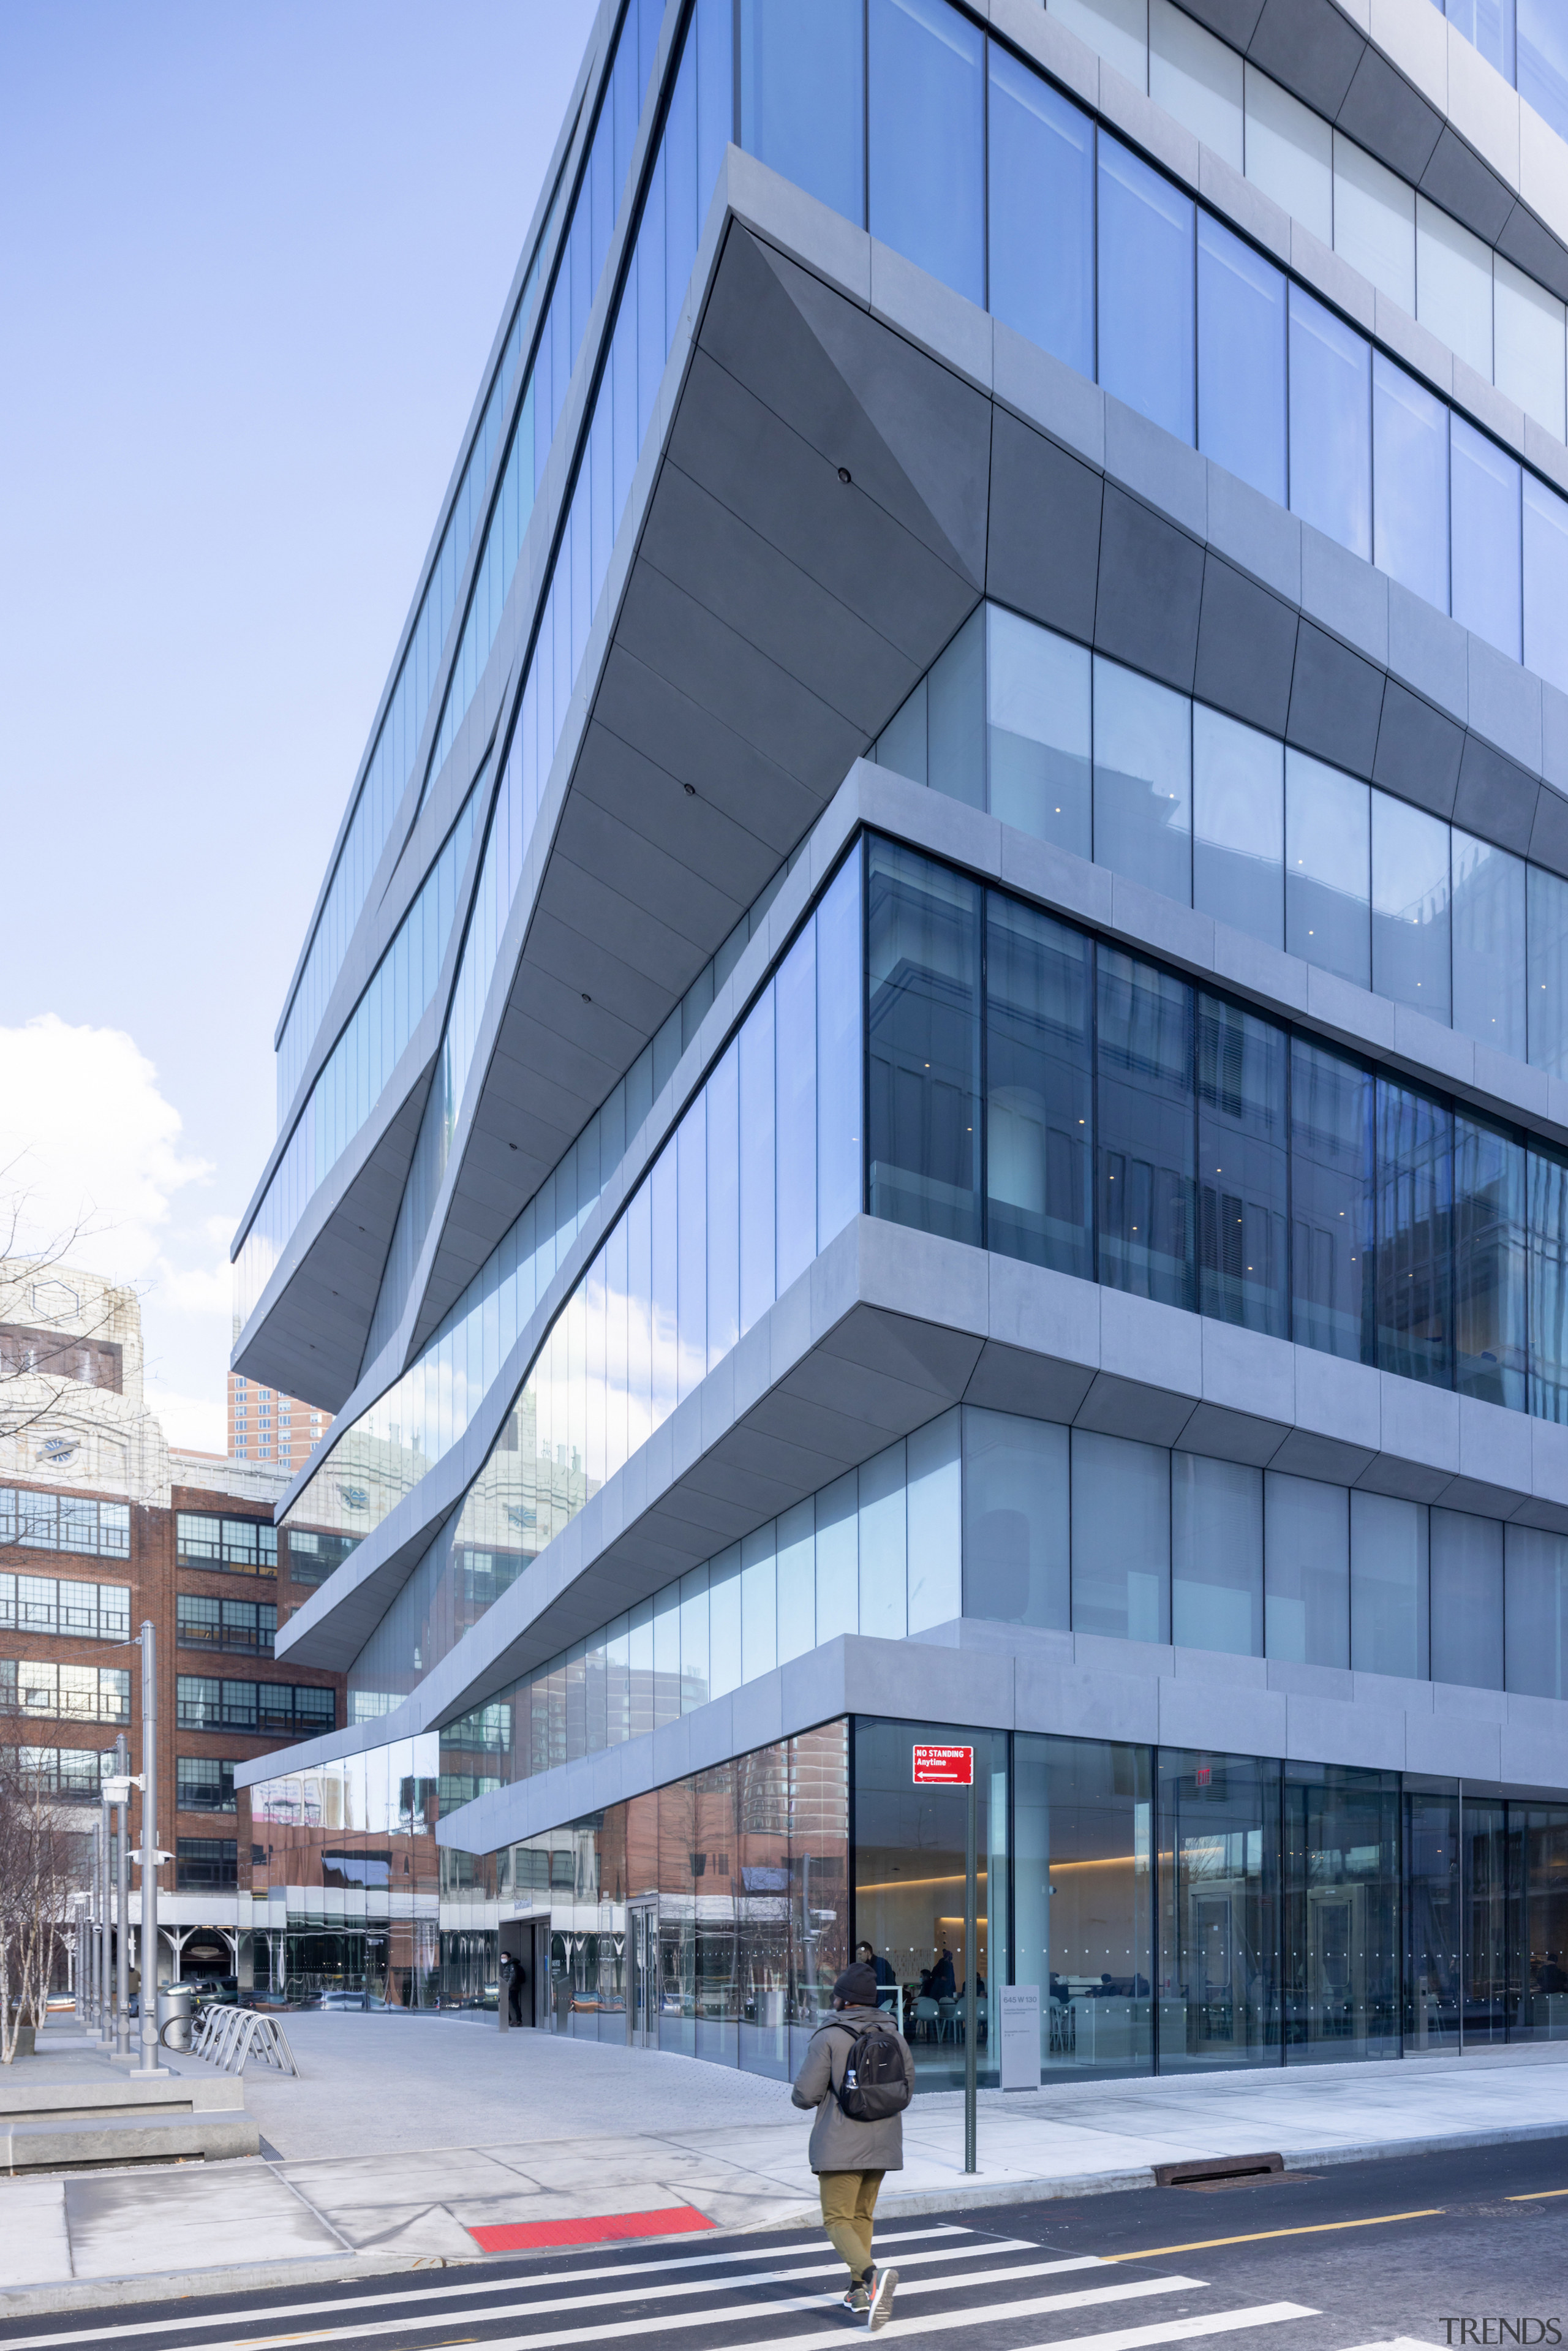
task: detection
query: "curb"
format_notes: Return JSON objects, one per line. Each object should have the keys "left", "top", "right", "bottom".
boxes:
{"left": 2, "top": 2113, "right": 1566, "bottom": 2318}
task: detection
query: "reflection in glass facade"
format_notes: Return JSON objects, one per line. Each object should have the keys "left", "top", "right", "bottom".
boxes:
{"left": 871, "top": 835, "right": 1568, "bottom": 1429}
{"left": 240, "top": 1716, "right": 1568, "bottom": 2077}
{"left": 873, "top": 603, "right": 1568, "bottom": 1079}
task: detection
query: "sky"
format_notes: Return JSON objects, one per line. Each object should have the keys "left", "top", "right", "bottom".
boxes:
{"left": 0, "top": 0, "right": 596, "bottom": 1449}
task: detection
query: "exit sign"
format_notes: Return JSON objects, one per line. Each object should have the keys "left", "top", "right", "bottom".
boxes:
{"left": 913, "top": 1744, "right": 973, "bottom": 1786}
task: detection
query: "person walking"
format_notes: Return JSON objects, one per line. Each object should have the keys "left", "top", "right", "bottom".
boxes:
{"left": 791, "top": 1958, "right": 916, "bottom": 2328}
{"left": 854, "top": 1939, "right": 899, "bottom": 2011}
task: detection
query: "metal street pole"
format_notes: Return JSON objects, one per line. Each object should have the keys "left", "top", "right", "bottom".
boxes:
{"left": 135, "top": 1620, "right": 166, "bottom": 2076}
{"left": 88, "top": 1821, "right": 101, "bottom": 2032}
{"left": 98, "top": 1775, "right": 113, "bottom": 2045}
{"left": 963, "top": 1768, "right": 978, "bottom": 2175}
{"left": 113, "top": 1732, "right": 131, "bottom": 2059}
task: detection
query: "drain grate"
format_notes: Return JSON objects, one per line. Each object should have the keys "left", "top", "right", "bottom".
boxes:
{"left": 1153, "top": 2151, "right": 1285, "bottom": 2188}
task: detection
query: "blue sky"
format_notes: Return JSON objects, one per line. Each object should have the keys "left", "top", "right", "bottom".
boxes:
{"left": 0, "top": 0, "right": 595, "bottom": 1444}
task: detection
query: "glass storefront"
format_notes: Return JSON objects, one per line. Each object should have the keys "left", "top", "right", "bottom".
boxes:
{"left": 243, "top": 1714, "right": 1568, "bottom": 2080}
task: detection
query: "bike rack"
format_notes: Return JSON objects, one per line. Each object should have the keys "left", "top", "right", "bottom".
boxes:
{"left": 189, "top": 2004, "right": 300, "bottom": 2076}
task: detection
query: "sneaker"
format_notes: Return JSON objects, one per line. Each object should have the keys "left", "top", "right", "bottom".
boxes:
{"left": 842, "top": 2279, "right": 870, "bottom": 2316}
{"left": 868, "top": 2265, "right": 899, "bottom": 2330}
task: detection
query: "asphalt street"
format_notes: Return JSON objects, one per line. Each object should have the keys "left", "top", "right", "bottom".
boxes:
{"left": 2, "top": 2138, "right": 1564, "bottom": 2351}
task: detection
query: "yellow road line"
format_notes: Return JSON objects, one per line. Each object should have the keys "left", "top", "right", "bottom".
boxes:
{"left": 1506, "top": 2187, "right": 1568, "bottom": 2201}
{"left": 1101, "top": 2209, "right": 1446, "bottom": 2260}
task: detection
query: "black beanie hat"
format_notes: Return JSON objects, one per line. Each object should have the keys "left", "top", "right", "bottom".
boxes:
{"left": 834, "top": 1960, "right": 879, "bottom": 2006}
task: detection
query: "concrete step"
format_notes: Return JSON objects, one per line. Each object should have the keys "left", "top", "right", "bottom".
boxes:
{"left": 0, "top": 2108, "right": 260, "bottom": 2173}
{"left": 0, "top": 2075, "right": 246, "bottom": 2120}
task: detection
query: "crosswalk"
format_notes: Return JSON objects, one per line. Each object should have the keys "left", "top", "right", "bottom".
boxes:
{"left": 0, "top": 2217, "right": 1356, "bottom": 2351}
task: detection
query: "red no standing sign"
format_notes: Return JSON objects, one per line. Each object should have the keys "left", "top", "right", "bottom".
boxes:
{"left": 913, "top": 1744, "right": 973, "bottom": 1786}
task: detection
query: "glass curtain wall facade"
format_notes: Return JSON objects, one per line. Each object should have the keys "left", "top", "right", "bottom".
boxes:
{"left": 243, "top": 1717, "right": 1568, "bottom": 2077}
{"left": 869, "top": 834, "right": 1568, "bottom": 1429}
{"left": 874, "top": 603, "right": 1568, "bottom": 1077}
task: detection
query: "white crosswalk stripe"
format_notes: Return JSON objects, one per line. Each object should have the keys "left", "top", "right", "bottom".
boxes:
{"left": 0, "top": 2232, "right": 1033, "bottom": 2351}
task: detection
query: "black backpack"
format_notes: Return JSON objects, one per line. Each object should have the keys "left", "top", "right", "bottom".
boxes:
{"left": 827, "top": 2021, "right": 911, "bottom": 2121}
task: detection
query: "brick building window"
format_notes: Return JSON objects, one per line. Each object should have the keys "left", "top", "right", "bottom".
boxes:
{"left": 176, "top": 1837, "right": 237, "bottom": 1891}
{"left": 176, "top": 1514, "right": 277, "bottom": 1576}
{"left": 176, "top": 1756, "right": 236, "bottom": 1813}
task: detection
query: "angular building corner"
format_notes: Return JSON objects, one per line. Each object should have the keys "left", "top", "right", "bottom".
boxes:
{"left": 230, "top": 0, "right": 1568, "bottom": 2076}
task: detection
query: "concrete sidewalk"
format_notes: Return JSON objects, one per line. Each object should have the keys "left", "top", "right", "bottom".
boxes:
{"left": 4, "top": 2016, "right": 1568, "bottom": 2315}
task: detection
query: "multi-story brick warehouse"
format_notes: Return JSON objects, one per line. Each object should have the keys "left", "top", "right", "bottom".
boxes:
{"left": 236, "top": 0, "right": 1568, "bottom": 2063}
{"left": 0, "top": 1264, "right": 343, "bottom": 1992}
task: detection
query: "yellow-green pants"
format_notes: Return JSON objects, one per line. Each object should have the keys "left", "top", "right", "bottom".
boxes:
{"left": 818, "top": 2168, "right": 884, "bottom": 2283}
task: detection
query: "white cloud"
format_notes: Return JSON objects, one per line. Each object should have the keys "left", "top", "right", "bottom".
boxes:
{"left": 0, "top": 1014, "right": 211, "bottom": 1276}
{"left": 157, "top": 1215, "right": 239, "bottom": 1318}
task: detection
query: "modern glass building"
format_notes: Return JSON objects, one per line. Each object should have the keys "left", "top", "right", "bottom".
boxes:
{"left": 235, "top": 0, "right": 1568, "bottom": 2078}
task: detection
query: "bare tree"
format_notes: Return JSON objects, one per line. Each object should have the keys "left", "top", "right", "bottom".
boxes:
{"left": 0, "top": 1760, "right": 80, "bottom": 2061}
{"left": 0, "top": 1158, "right": 133, "bottom": 1450}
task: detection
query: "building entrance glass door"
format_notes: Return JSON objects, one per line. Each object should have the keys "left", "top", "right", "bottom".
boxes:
{"left": 628, "top": 1900, "right": 657, "bottom": 2048}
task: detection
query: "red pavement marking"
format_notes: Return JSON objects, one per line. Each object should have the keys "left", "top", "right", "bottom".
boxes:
{"left": 467, "top": 2206, "right": 716, "bottom": 2253}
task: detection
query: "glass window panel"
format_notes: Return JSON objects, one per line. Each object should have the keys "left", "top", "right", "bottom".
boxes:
{"left": 816, "top": 855, "right": 864, "bottom": 1249}
{"left": 1351, "top": 1490, "right": 1430, "bottom": 1680}
{"left": 653, "top": 1583, "right": 681, "bottom": 1728}
{"left": 1096, "top": 136, "right": 1195, "bottom": 446}
{"left": 1286, "top": 749, "right": 1370, "bottom": 989}
{"left": 1197, "top": 992, "right": 1289, "bottom": 1338}
{"left": 1454, "top": 1117, "right": 1527, "bottom": 1411}
{"left": 1373, "top": 1079, "right": 1453, "bottom": 1390}
{"left": 741, "top": 1522, "right": 777, "bottom": 1684}
{"left": 1372, "top": 354, "right": 1449, "bottom": 614}
{"left": 1193, "top": 704, "right": 1283, "bottom": 948}
{"left": 985, "top": 607, "right": 1091, "bottom": 857}
{"left": 1518, "top": 0, "right": 1568, "bottom": 145}
{"left": 1244, "top": 64, "right": 1332, "bottom": 244}
{"left": 1494, "top": 254, "right": 1567, "bottom": 441}
{"left": 1452, "top": 828, "right": 1525, "bottom": 1059}
{"left": 1333, "top": 134, "right": 1414, "bottom": 312}
{"left": 1157, "top": 1746, "right": 1280, "bottom": 2070}
{"left": 1197, "top": 213, "right": 1286, "bottom": 507}
{"left": 962, "top": 1407, "right": 1069, "bottom": 1630}
{"left": 876, "top": 677, "right": 927, "bottom": 783}
{"left": 676, "top": 1101, "right": 707, "bottom": 1403}
{"left": 867, "top": 838, "right": 983, "bottom": 1244}
{"left": 707, "top": 1045, "right": 739, "bottom": 1373}
{"left": 1264, "top": 1471, "right": 1350, "bottom": 1666}
{"left": 815, "top": 1473, "right": 859, "bottom": 1645}
{"left": 908, "top": 1409, "right": 961, "bottom": 1632}
{"left": 651, "top": 1152, "right": 677, "bottom": 1428}
{"left": 1527, "top": 1146, "right": 1568, "bottom": 1422}
{"left": 984, "top": 892, "right": 1093, "bottom": 1280}
{"left": 1289, "top": 286, "right": 1371, "bottom": 562}
{"left": 1172, "top": 1454, "right": 1263, "bottom": 1657}
{"left": 1014, "top": 1730, "right": 1153, "bottom": 2078}
{"left": 739, "top": 982, "right": 777, "bottom": 1332}
{"left": 867, "top": 0, "right": 984, "bottom": 306}
{"left": 1529, "top": 860, "right": 1568, "bottom": 1079}
{"left": 1283, "top": 1759, "right": 1400, "bottom": 2061}
{"left": 680, "top": 1564, "right": 710, "bottom": 1713}
{"left": 1371, "top": 789, "right": 1451, "bottom": 1020}
{"left": 1150, "top": 0, "right": 1243, "bottom": 167}
{"left": 1290, "top": 1036, "right": 1373, "bottom": 1364}
{"left": 986, "top": 46, "right": 1095, "bottom": 380}
{"left": 1091, "top": 656, "right": 1192, "bottom": 905}
{"left": 708, "top": 1553, "right": 741, "bottom": 1699}
{"left": 776, "top": 1497, "right": 816, "bottom": 1663}
{"left": 858, "top": 1441, "right": 907, "bottom": 1640}
{"left": 927, "top": 608, "right": 985, "bottom": 810}
{"left": 1096, "top": 947, "right": 1195, "bottom": 1310}
{"left": 1524, "top": 474, "right": 1568, "bottom": 696}
{"left": 775, "top": 925, "right": 817, "bottom": 1293}
{"left": 1451, "top": 418, "right": 1522, "bottom": 676}
{"left": 1071, "top": 1429, "right": 1171, "bottom": 1645}
{"left": 1430, "top": 1509, "right": 1504, "bottom": 1691}
{"left": 1504, "top": 1524, "right": 1568, "bottom": 1698}
{"left": 1415, "top": 197, "right": 1493, "bottom": 383}
{"left": 605, "top": 1613, "right": 631, "bottom": 1745}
